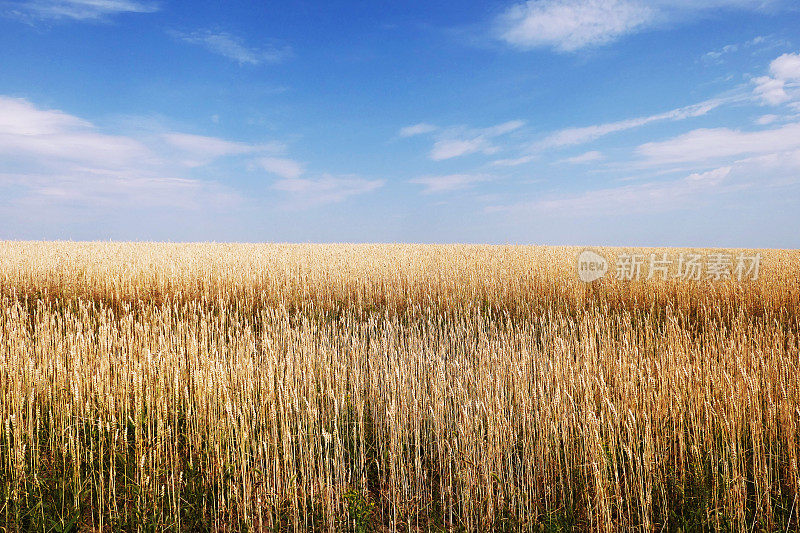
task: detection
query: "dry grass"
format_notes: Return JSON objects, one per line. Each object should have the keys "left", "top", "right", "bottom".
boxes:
{"left": 0, "top": 242, "right": 798, "bottom": 531}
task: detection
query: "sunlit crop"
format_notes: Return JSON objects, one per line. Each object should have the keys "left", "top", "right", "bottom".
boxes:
{"left": 0, "top": 242, "right": 798, "bottom": 531}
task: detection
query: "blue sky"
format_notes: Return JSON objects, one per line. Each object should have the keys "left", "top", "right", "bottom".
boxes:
{"left": 0, "top": 0, "right": 799, "bottom": 246}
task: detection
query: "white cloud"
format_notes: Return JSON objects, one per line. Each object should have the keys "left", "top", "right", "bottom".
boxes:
{"left": 0, "top": 96, "right": 151, "bottom": 167}
{"left": 684, "top": 165, "right": 731, "bottom": 185}
{"left": 732, "top": 149, "right": 800, "bottom": 178}
{"left": 0, "top": 96, "right": 241, "bottom": 209}
{"left": 174, "top": 30, "right": 290, "bottom": 65}
{"left": 162, "top": 132, "right": 283, "bottom": 166}
{"left": 487, "top": 165, "right": 741, "bottom": 216}
{"left": 637, "top": 122, "right": 800, "bottom": 164}
{"left": 0, "top": 170, "right": 236, "bottom": 210}
{"left": 399, "top": 123, "right": 438, "bottom": 137}
{"left": 537, "top": 166, "right": 733, "bottom": 212}
{"left": 495, "top": 0, "right": 780, "bottom": 52}
{"left": 0, "top": 96, "right": 89, "bottom": 134}
{"left": 496, "top": 0, "right": 654, "bottom": 52}
{"left": 421, "top": 120, "right": 524, "bottom": 161}
{"left": 755, "top": 114, "right": 779, "bottom": 125}
{"left": 430, "top": 138, "right": 494, "bottom": 161}
{"left": 255, "top": 157, "right": 305, "bottom": 179}
{"left": 533, "top": 98, "right": 724, "bottom": 150}
{"left": 410, "top": 174, "right": 492, "bottom": 194}
{"left": 0, "top": 96, "right": 380, "bottom": 216}
{"left": 490, "top": 144, "right": 800, "bottom": 218}
{"left": 753, "top": 76, "right": 789, "bottom": 105}
{"left": 483, "top": 120, "right": 526, "bottom": 136}
{"left": 6, "top": 0, "right": 158, "bottom": 20}
{"left": 703, "top": 43, "right": 738, "bottom": 62}
{"left": 273, "top": 174, "right": 384, "bottom": 206}
{"left": 492, "top": 155, "right": 536, "bottom": 166}
{"left": 752, "top": 52, "right": 800, "bottom": 105}
{"left": 702, "top": 35, "right": 775, "bottom": 63}
{"left": 560, "top": 150, "right": 603, "bottom": 164}
{"left": 770, "top": 53, "right": 800, "bottom": 80}
{"left": 0, "top": 98, "right": 279, "bottom": 172}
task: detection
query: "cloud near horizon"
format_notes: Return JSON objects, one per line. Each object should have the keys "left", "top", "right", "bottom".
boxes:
{"left": 0, "top": 96, "right": 239, "bottom": 209}
{"left": 0, "top": 96, "right": 383, "bottom": 212}
{"left": 487, "top": 151, "right": 800, "bottom": 217}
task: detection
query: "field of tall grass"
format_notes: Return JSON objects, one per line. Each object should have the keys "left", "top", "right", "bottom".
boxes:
{"left": 0, "top": 242, "right": 798, "bottom": 531}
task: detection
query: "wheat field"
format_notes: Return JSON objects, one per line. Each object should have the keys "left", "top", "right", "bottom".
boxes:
{"left": 0, "top": 242, "right": 798, "bottom": 531}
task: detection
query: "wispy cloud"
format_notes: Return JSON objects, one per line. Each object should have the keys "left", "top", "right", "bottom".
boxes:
{"left": 0, "top": 96, "right": 246, "bottom": 209}
{"left": 483, "top": 121, "right": 527, "bottom": 136}
{"left": 0, "top": 170, "right": 236, "bottom": 210}
{"left": 701, "top": 35, "right": 772, "bottom": 63}
{"left": 755, "top": 114, "right": 779, "bottom": 125}
{"left": 253, "top": 157, "right": 383, "bottom": 206}
{"left": 559, "top": 150, "right": 604, "bottom": 164}
{"left": 540, "top": 166, "right": 733, "bottom": 214}
{"left": 401, "top": 120, "right": 524, "bottom": 161}
{"left": 489, "top": 146, "right": 800, "bottom": 218}
{"left": 487, "top": 166, "right": 739, "bottom": 216}
{"left": 398, "top": 123, "right": 438, "bottom": 138}
{"left": 273, "top": 174, "right": 384, "bottom": 207}
{"left": 0, "top": 96, "right": 151, "bottom": 166}
{"left": 430, "top": 138, "right": 496, "bottom": 160}
{"left": 492, "top": 155, "right": 536, "bottom": 167}
{"left": 410, "top": 174, "right": 492, "bottom": 194}
{"left": 0, "top": 96, "right": 387, "bottom": 222}
{"left": 703, "top": 43, "right": 739, "bottom": 62}
{"left": 533, "top": 97, "right": 727, "bottom": 150}
{"left": 5, "top": 0, "right": 158, "bottom": 21}
{"left": 162, "top": 132, "right": 283, "bottom": 166}
{"left": 495, "top": 0, "right": 782, "bottom": 52}
{"left": 636, "top": 121, "right": 800, "bottom": 164}
{"left": 0, "top": 95, "right": 90, "bottom": 134}
{"left": 173, "top": 30, "right": 291, "bottom": 65}
{"left": 255, "top": 157, "right": 305, "bottom": 180}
